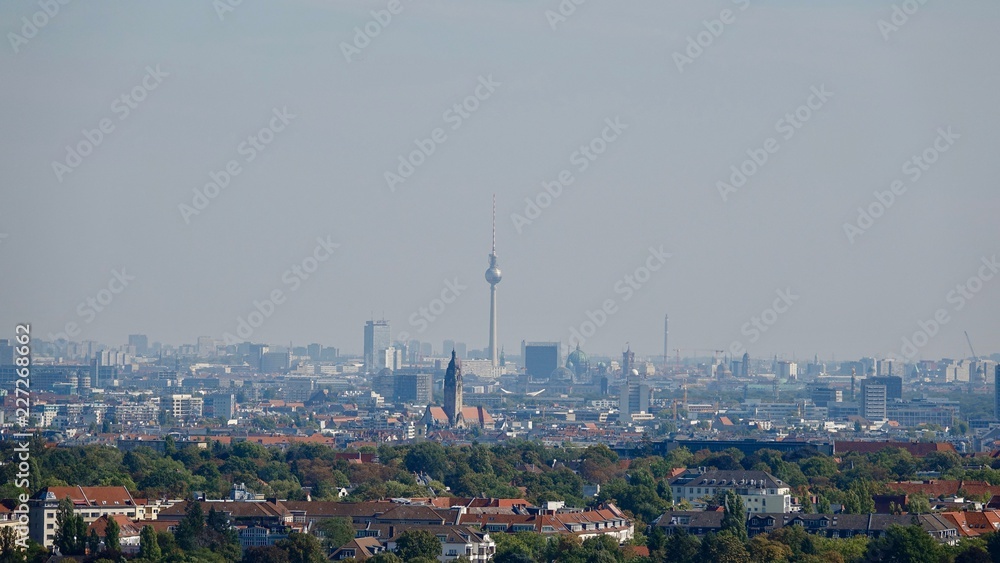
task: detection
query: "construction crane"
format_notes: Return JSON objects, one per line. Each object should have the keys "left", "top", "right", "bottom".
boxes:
{"left": 965, "top": 331, "right": 979, "bottom": 361}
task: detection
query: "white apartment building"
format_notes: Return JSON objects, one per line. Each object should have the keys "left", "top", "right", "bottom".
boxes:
{"left": 169, "top": 394, "right": 204, "bottom": 419}
{"left": 669, "top": 469, "right": 793, "bottom": 514}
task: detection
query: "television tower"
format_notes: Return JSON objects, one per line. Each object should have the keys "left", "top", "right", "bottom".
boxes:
{"left": 485, "top": 195, "right": 503, "bottom": 368}
{"left": 663, "top": 313, "right": 669, "bottom": 370}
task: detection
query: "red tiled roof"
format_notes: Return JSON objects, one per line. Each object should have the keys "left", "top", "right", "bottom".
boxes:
{"left": 88, "top": 515, "right": 143, "bottom": 537}
{"left": 835, "top": 441, "right": 956, "bottom": 456}
{"left": 889, "top": 480, "right": 1000, "bottom": 499}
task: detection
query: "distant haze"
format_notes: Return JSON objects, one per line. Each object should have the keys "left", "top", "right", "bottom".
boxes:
{"left": 2, "top": 1, "right": 999, "bottom": 361}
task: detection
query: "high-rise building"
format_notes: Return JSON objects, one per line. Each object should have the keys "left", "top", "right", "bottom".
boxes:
{"left": 128, "top": 334, "right": 148, "bottom": 356}
{"left": 809, "top": 385, "right": 842, "bottom": 407}
{"left": 777, "top": 361, "right": 798, "bottom": 380}
{"left": 364, "top": 319, "right": 391, "bottom": 373}
{"left": 860, "top": 379, "right": 888, "bottom": 421}
{"left": 169, "top": 394, "right": 204, "bottom": 420}
{"left": 395, "top": 372, "right": 433, "bottom": 405}
{"left": 443, "top": 351, "right": 463, "bottom": 426}
{"left": 377, "top": 347, "right": 401, "bottom": 371}
{"left": 619, "top": 377, "right": 650, "bottom": 423}
{"left": 307, "top": 343, "right": 322, "bottom": 360}
{"left": 524, "top": 342, "right": 559, "bottom": 379}
{"left": 741, "top": 352, "right": 750, "bottom": 377}
{"left": 443, "top": 340, "right": 456, "bottom": 356}
{"left": 248, "top": 343, "right": 268, "bottom": 369}
{"left": 876, "top": 359, "right": 895, "bottom": 377}
{"left": 260, "top": 351, "right": 290, "bottom": 373}
{"left": 485, "top": 195, "right": 503, "bottom": 368}
{"left": 454, "top": 342, "right": 467, "bottom": 359}
{"left": 868, "top": 375, "right": 902, "bottom": 401}
{"left": 205, "top": 393, "right": 236, "bottom": 420}
{"left": 0, "top": 340, "right": 13, "bottom": 366}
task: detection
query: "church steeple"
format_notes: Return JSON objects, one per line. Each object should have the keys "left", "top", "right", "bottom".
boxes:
{"left": 444, "top": 350, "right": 464, "bottom": 427}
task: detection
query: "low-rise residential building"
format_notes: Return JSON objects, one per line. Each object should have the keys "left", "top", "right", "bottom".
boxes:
{"left": 383, "top": 525, "right": 495, "bottom": 562}
{"left": 745, "top": 513, "right": 959, "bottom": 544}
{"left": 88, "top": 515, "right": 143, "bottom": 554}
{"left": 330, "top": 537, "right": 385, "bottom": 560}
{"left": 459, "top": 504, "right": 633, "bottom": 544}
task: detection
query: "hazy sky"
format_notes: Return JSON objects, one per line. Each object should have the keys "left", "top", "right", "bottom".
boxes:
{"left": 2, "top": 1, "right": 999, "bottom": 362}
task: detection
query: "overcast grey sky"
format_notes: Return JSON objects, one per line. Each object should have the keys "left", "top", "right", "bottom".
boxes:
{"left": 2, "top": 1, "right": 998, "bottom": 362}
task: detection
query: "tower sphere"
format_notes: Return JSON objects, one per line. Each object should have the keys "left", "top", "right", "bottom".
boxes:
{"left": 485, "top": 264, "right": 502, "bottom": 285}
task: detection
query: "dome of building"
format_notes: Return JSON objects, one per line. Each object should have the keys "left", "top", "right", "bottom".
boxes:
{"left": 551, "top": 367, "right": 575, "bottom": 381}
{"left": 566, "top": 344, "right": 590, "bottom": 377}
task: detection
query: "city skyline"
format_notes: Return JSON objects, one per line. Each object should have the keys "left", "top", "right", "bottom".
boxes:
{"left": 2, "top": 2, "right": 999, "bottom": 361}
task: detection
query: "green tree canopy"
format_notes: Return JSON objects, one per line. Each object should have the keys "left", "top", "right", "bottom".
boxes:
{"left": 394, "top": 529, "right": 441, "bottom": 561}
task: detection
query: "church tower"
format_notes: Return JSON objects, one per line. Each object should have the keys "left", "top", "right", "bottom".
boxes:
{"left": 444, "top": 350, "right": 464, "bottom": 427}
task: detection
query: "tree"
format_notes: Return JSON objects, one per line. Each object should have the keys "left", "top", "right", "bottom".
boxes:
{"left": 747, "top": 535, "right": 792, "bottom": 563}
{"left": 103, "top": 516, "right": 121, "bottom": 557}
{"left": 404, "top": 442, "right": 450, "bottom": 482}
{"left": 138, "top": 525, "right": 161, "bottom": 561}
{"left": 906, "top": 494, "right": 931, "bottom": 514}
{"left": 721, "top": 490, "right": 748, "bottom": 543}
{"left": 275, "top": 532, "right": 326, "bottom": 563}
{"left": 53, "top": 497, "right": 86, "bottom": 555}
{"left": 0, "top": 527, "right": 26, "bottom": 563}
{"left": 314, "top": 517, "right": 355, "bottom": 550}
{"left": 367, "top": 553, "right": 402, "bottom": 563}
{"left": 954, "top": 546, "right": 991, "bottom": 563}
{"left": 176, "top": 501, "right": 205, "bottom": 551}
{"left": 662, "top": 529, "right": 700, "bottom": 563}
{"left": 985, "top": 531, "right": 1000, "bottom": 562}
{"left": 87, "top": 529, "right": 100, "bottom": 556}
{"left": 205, "top": 507, "right": 242, "bottom": 561}
{"left": 700, "top": 532, "right": 750, "bottom": 563}
{"left": 394, "top": 530, "right": 441, "bottom": 561}
{"left": 864, "top": 524, "right": 942, "bottom": 563}
{"left": 242, "top": 546, "right": 291, "bottom": 563}
{"left": 816, "top": 495, "right": 832, "bottom": 514}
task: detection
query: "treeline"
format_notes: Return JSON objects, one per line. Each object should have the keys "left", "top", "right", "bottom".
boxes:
{"left": 6, "top": 437, "right": 1000, "bottom": 562}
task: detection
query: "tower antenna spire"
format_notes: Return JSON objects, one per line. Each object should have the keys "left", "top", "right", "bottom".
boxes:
{"left": 485, "top": 194, "right": 502, "bottom": 370}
